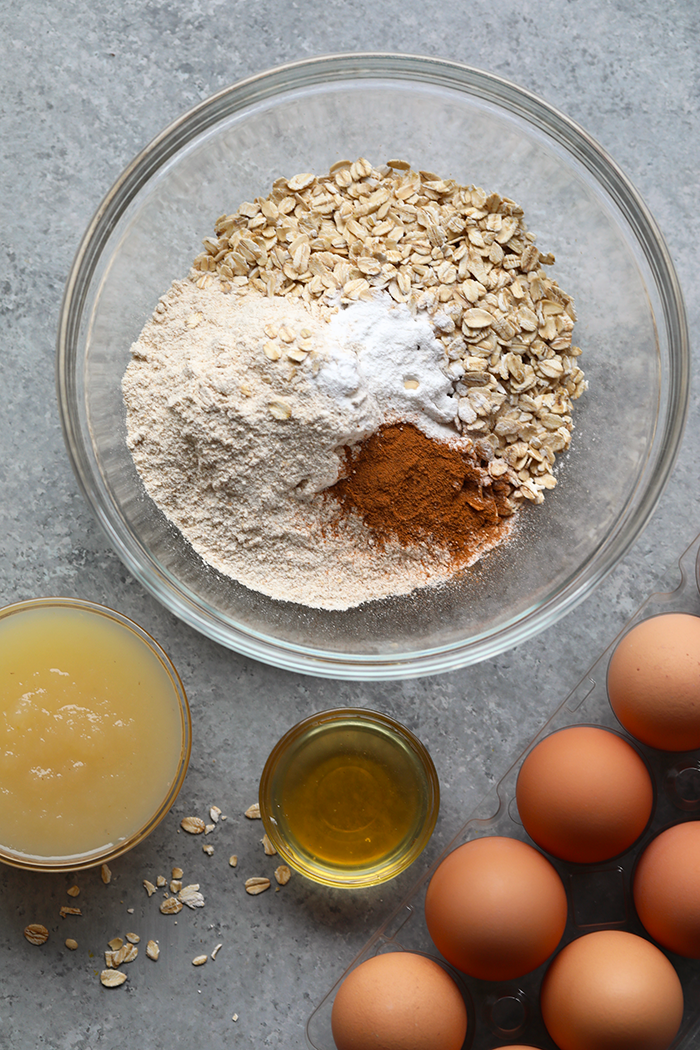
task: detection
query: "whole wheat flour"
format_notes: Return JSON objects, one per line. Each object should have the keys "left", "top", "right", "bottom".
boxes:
{"left": 123, "top": 279, "right": 488, "bottom": 609}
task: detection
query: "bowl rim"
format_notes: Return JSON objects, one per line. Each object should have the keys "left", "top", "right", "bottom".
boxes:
{"left": 0, "top": 596, "right": 192, "bottom": 872}
{"left": 56, "top": 53, "right": 690, "bottom": 680}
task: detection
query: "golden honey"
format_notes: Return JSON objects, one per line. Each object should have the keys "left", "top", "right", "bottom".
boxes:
{"left": 0, "top": 599, "right": 189, "bottom": 867}
{"left": 259, "top": 709, "right": 439, "bottom": 887}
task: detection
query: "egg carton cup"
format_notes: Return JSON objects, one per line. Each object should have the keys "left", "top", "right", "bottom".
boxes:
{"left": 307, "top": 532, "right": 700, "bottom": 1050}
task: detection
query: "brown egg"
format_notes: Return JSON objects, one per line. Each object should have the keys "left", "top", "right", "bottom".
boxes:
{"left": 330, "top": 951, "right": 467, "bottom": 1050}
{"left": 634, "top": 821, "right": 700, "bottom": 957}
{"left": 607, "top": 613, "right": 700, "bottom": 751}
{"left": 424, "top": 836, "right": 567, "bottom": 981}
{"left": 540, "top": 930, "right": 683, "bottom": 1050}
{"left": 515, "top": 726, "right": 654, "bottom": 863}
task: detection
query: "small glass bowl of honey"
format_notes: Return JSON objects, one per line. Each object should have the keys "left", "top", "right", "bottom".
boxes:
{"left": 0, "top": 597, "right": 191, "bottom": 872}
{"left": 259, "top": 708, "right": 440, "bottom": 888}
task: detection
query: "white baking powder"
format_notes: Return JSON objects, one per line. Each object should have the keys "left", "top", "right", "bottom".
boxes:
{"left": 317, "top": 298, "right": 456, "bottom": 440}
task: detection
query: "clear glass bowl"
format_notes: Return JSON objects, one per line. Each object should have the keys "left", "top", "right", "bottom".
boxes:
{"left": 57, "top": 54, "right": 689, "bottom": 679}
{"left": 258, "top": 708, "right": 440, "bottom": 888}
{"left": 0, "top": 598, "right": 191, "bottom": 872}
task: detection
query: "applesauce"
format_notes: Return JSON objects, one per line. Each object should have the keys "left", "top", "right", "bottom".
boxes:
{"left": 0, "top": 599, "right": 190, "bottom": 868}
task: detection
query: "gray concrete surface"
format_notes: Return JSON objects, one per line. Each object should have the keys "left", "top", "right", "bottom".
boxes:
{"left": 1, "top": 1, "right": 698, "bottom": 1047}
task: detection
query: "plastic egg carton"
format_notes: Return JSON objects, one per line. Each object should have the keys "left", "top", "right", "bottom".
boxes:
{"left": 306, "top": 533, "right": 700, "bottom": 1050}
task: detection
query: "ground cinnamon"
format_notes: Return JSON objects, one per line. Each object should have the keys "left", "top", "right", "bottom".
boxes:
{"left": 328, "top": 422, "right": 514, "bottom": 565}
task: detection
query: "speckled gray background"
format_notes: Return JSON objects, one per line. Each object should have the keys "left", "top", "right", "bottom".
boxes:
{"left": 1, "top": 2, "right": 698, "bottom": 1047}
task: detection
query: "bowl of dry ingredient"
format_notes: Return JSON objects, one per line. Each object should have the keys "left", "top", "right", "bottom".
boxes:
{"left": 57, "top": 54, "right": 688, "bottom": 679}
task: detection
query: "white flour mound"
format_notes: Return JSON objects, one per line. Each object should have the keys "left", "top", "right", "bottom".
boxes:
{"left": 123, "top": 278, "right": 465, "bottom": 610}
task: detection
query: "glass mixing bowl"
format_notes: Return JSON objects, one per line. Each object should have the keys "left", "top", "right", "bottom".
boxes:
{"left": 57, "top": 54, "right": 688, "bottom": 679}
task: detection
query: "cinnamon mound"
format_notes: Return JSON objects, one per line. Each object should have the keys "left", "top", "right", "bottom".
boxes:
{"left": 329, "top": 422, "right": 514, "bottom": 564}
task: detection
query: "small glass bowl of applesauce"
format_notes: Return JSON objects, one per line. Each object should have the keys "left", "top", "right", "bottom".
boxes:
{"left": 259, "top": 708, "right": 440, "bottom": 888}
{"left": 0, "top": 597, "right": 191, "bottom": 872}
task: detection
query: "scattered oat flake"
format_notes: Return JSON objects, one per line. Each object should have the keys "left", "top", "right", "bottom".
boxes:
{"left": 105, "top": 950, "right": 117, "bottom": 968}
{"left": 202, "top": 844, "right": 214, "bottom": 856}
{"left": 160, "top": 896, "right": 183, "bottom": 915}
{"left": 60, "top": 907, "right": 81, "bottom": 918}
{"left": 114, "top": 943, "right": 138, "bottom": 964}
{"left": 245, "top": 877, "right": 271, "bottom": 896}
{"left": 261, "top": 834, "right": 277, "bottom": 856}
{"left": 108, "top": 937, "right": 124, "bottom": 951}
{"left": 156, "top": 875, "right": 167, "bottom": 887}
{"left": 101, "top": 864, "right": 112, "bottom": 885}
{"left": 211, "top": 943, "right": 223, "bottom": 960}
{"left": 192, "top": 954, "right": 208, "bottom": 966}
{"left": 209, "top": 806, "right": 222, "bottom": 823}
{"left": 100, "top": 969, "right": 127, "bottom": 988}
{"left": 67, "top": 885, "right": 80, "bottom": 897}
{"left": 127, "top": 908, "right": 134, "bottom": 914}
{"left": 146, "top": 939, "right": 160, "bottom": 961}
{"left": 204, "top": 823, "right": 215, "bottom": 835}
{"left": 170, "top": 879, "right": 183, "bottom": 893}
{"left": 143, "top": 879, "right": 156, "bottom": 897}
{"left": 179, "top": 884, "right": 205, "bottom": 909}
{"left": 229, "top": 855, "right": 238, "bottom": 868}
{"left": 24, "top": 924, "right": 49, "bottom": 945}
{"left": 65, "top": 938, "right": 78, "bottom": 951}
{"left": 232, "top": 1013, "right": 239, "bottom": 1022}
{"left": 274, "top": 865, "right": 292, "bottom": 886}
{"left": 181, "top": 816, "right": 206, "bottom": 834}
{"left": 126, "top": 932, "right": 140, "bottom": 944}
{"left": 245, "top": 803, "right": 260, "bottom": 819}
{"left": 172, "top": 867, "right": 184, "bottom": 880}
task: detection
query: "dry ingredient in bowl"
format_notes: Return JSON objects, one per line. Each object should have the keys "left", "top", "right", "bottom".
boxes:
{"left": 332, "top": 422, "right": 513, "bottom": 558}
{"left": 123, "top": 159, "right": 585, "bottom": 610}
